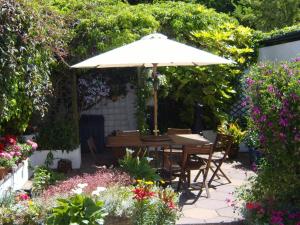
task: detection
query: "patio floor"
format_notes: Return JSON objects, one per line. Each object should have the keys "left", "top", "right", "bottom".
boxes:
{"left": 175, "top": 153, "right": 255, "bottom": 225}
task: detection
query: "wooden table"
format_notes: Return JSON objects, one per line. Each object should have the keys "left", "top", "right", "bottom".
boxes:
{"left": 106, "top": 134, "right": 210, "bottom": 148}
{"left": 106, "top": 134, "right": 211, "bottom": 183}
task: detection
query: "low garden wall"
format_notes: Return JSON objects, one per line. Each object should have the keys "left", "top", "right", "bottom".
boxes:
{"left": 0, "top": 159, "right": 30, "bottom": 197}
{"left": 29, "top": 146, "right": 81, "bottom": 169}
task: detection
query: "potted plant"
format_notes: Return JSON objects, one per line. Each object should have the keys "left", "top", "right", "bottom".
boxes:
{"left": 218, "top": 121, "right": 246, "bottom": 159}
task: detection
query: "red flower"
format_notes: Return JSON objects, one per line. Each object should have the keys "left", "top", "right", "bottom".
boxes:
{"left": 5, "top": 135, "right": 17, "bottom": 145}
{"left": 166, "top": 200, "right": 176, "bottom": 209}
{"left": 18, "top": 193, "right": 29, "bottom": 201}
{"left": 0, "top": 143, "right": 4, "bottom": 152}
{"left": 133, "top": 187, "right": 155, "bottom": 201}
{"left": 246, "top": 202, "right": 261, "bottom": 210}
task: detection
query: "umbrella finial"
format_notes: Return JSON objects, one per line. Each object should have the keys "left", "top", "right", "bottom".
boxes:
{"left": 142, "top": 33, "right": 167, "bottom": 40}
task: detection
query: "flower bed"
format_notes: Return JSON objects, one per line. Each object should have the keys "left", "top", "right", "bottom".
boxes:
{"left": 0, "top": 135, "right": 37, "bottom": 179}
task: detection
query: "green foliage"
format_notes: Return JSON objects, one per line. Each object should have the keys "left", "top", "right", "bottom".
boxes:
{"left": 24, "top": 0, "right": 257, "bottom": 130}
{"left": 119, "top": 149, "right": 161, "bottom": 181}
{"left": 32, "top": 166, "right": 65, "bottom": 196}
{"left": 241, "top": 60, "right": 300, "bottom": 210}
{"left": 0, "top": 0, "right": 54, "bottom": 134}
{"left": 36, "top": 119, "right": 78, "bottom": 151}
{"left": 47, "top": 193, "right": 107, "bottom": 225}
{"left": 233, "top": 0, "right": 300, "bottom": 31}
{"left": 218, "top": 120, "right": 246, "bottom": 144}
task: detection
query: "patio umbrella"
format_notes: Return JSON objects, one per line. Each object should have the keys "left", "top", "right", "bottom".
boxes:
{"left": 72, "top": 33, "right": 233, "bottom": 135}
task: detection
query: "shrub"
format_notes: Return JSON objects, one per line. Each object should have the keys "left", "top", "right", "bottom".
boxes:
{"left": 47, "top": 183, "right": 107, "bottom": 225}
{"left": 119, "top": 149, "right": 161, "bottom": 181}
{"left": 238, "top": 59, "right": 300, "bottom": 224}
{"left": 32, "top": 166, "right": 65, "bottom": 196}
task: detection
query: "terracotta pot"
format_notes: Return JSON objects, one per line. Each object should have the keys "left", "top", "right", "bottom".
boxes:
{"left": 228, "top": 143, "right": 239, "bottom": 159}
{"left": 0, "top": 167, "right": 10, "bottom": 180}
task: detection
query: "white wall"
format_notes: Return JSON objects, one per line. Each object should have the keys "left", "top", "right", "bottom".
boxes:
{"left": 81, "top": 84, "right": 137, "bottom": 136}
{"left": 258, "top": 40, "right": 300, "bottom": 62}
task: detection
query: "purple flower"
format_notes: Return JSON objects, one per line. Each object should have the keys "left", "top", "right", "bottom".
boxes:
{"left": 295, "top": 134, "right": 300, "bottom": 142}
{"left": 279, "top": 118, "right": 288, "bottom": 127}
{"left": 292, "top": 57, "right": 300, "bottom": 62}
{"left": 252, "top": 106, "right": 261, "bottom": 115}
{"left": 246, "top": 77, "right": 255, "bottom": 86}
{"left": 260, "top": 115, "right": 267, "bottom": 122}
{"left": 268, "top": 122, "right": 273, "bottom": 127}
{"left": 241, "top": 100, "right": 247, "bottom": 107}
{"left": 260, "top": 134, "right": 266, "bottom": 144}
{"left": 267, "top": 85, "right": 274, "bottom": 93}
{"left": 291, "top": 93, "right": 299, "bottom": 101}
{"left": 251, "top": 162, "right": 258, "bottom": 172}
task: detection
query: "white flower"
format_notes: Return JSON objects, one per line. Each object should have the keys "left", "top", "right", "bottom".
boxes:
{"left": 77, "top": 183, "right": 88, "bottom": 189}
{"left": 71, "top": 188, "right": 83, "bottom": 195}
{"left": 92, "top": 186, "right": 107, "bottom": 196}
{"left": 126, "top": 149, "right": 134, "bottom": 154}
{"left": 146, "top": 157, "right": 153, "bottom": 162}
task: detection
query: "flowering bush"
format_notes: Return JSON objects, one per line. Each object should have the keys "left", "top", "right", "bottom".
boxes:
{"left": 95, "top": 180, "right": 179, "bottom": 225}
{"left": 0, "top": 135, "right": 37, "bottom": 168}
{"left": 42, "top": 168, "right": 131, "bottom": 199}
{"left": 132, "top": 180, "right": 179, "bottom": 225}
{"left": 0, "top": 192, "right": 49, "bottom": 225}
{"left": 239, "top": 59, "right": 300, "bottom": 224}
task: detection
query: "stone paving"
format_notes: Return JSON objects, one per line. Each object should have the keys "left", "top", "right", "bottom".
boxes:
{"left": 176, "top": 153, "right": 255, "bottom": 225}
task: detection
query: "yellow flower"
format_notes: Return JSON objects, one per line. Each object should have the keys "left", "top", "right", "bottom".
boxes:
{"left": 137, "top": 179, "right": 143, "bottom": 183}
{"left": 160, "top": 180, "right": 165, "bottom": 184}
{"left": 145, "top": 181, "right": 153, "bottom": 185}
{"left": 28, "top": 200, "right": 33, "bottom": 206}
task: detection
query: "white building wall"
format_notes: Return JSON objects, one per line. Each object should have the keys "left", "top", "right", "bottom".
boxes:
{"left": 258, "top": 40, "right": 300, "bottom": 62}
{"left": 81, "top": 84, "right": 137, "bottom": 136}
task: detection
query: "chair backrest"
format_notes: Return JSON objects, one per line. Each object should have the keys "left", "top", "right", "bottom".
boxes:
{"left": 213, "top": 133, "right": 234, "bottom": 156}
{"left": 167, "top": 128, "right": 192, "bottom": 135}
{"left": 182, "top": 144, "right": 213, "bottom": 170}
{"left": 87, "top": 136, "right": 97, "bottom": 156}
{"left": 116, "top": 130, "right": 140, "bottom": 136}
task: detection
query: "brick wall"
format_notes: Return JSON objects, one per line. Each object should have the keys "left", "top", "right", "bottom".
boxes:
{"left": 81, "top": 84, "right": 137, "bottom": 136}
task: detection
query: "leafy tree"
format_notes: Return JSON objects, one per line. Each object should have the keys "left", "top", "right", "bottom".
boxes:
{"left": 233, "top": 0, "right": 300, "bottom": 31}
{"left": 0, "top": 0, "right": 54, "bottom": 134}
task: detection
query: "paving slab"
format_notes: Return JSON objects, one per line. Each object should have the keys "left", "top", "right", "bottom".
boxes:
{"left": 176, "top": 153, "right": 253, "bottom": 225}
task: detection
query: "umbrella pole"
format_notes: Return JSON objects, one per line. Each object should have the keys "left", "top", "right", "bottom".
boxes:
{"left": 152, "top": 64, "right": 159, "bottom": 136}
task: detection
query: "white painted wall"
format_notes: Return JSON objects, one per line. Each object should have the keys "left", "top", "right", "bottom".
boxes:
{"left": 258, "top": 40, "right": 300, "bottom": 62}
{"left": 81, "top": 84, "right": 137, "bottom": 136}
{"left": 0, "top": 159, "right": 30, "bottom": 197}
{"left": 29, "top": 146, "right": 81, "bottom": 169}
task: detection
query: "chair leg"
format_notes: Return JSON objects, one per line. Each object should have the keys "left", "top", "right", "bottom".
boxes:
{"left": 210, "top": 165, "right": 220, "bottom": 179}
{"left": 194, "top": 169, "right": 201, "bottom": 182}
{"left": 218, "top": 168, "right": 231, "bottom": 183}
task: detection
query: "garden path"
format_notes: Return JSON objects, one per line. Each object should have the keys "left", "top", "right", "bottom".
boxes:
{"left": 176, "top": 153, "right": 255, "bottom": 225}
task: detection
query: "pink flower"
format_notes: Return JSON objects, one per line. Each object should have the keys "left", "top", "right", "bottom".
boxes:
{"left": 279, "top": 133, "right": 286, "bottom": 141}
{"left": 19, "top": 193, "right": 29, "bottom": 201}
{"left": 246, "top": 77, "right": 255, "bottom": 86}
{"left": 260, "top": 115, "right": 267, "bottom": 122}
{"left": 251, "top": 162, "right": 258, "bottom": 172}
{"left": 267, "top": 85, "right": 274, "bottom": 93}
{"left": 26, "top": 140, "right": 38, "bottom": 150}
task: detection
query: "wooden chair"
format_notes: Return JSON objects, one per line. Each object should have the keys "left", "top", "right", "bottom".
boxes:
{"left": 88, "top": 136, "right": 117, "bottom": 166}
{"left": 163, "top": 128, "right": 192, "bottom": 170}
{"left": 112, "top": 130, "right": 141, "bottom": 159}
{"left": 176, "top": 144, "right": 213, "bottom": 199}
{"left": 194, "top": 133, "right": 233, "bottom": 186}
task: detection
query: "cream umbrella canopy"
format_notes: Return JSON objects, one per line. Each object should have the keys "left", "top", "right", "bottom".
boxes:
{"left": 72, "top": 33, "right": 233, "bottom": 135}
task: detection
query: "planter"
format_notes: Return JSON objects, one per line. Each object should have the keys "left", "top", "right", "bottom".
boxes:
{"left": 29, "top": 145, "right": 81, "bottom": 170}
{"left": 228, "top": 143, "right": 239, "bottom": 159}
{"left": 104, "top": 216, "right": 132, "bottom": 225}
{"left": 0, "top": 167, "right": 10, "bottom": 180}
{"left": 0, "top": 159, "right": 31, "bottom": 197}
